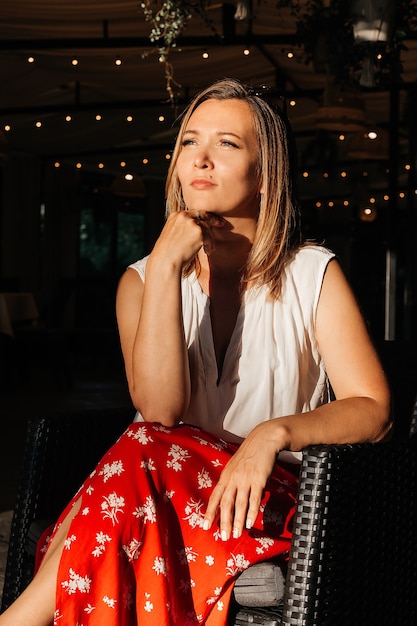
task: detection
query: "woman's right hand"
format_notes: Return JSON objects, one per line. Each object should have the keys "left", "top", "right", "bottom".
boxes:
{"left": 151, "top": 210, "right": 227, "bottom": 268}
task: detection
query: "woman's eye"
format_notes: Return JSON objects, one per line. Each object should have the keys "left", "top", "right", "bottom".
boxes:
{"left": 221, "top": 140, "right": 239, "bottom": 148}
{"left": 181, "top": 139, "right": 195, "bottom": 146}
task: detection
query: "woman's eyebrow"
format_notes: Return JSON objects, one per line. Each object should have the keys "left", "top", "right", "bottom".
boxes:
{"left": 183, "top": 129, "right": 243, "bottom": 139}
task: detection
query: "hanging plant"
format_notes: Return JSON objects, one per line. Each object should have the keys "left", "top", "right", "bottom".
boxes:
{"left": 139, "top": 0, "right": 212, "bottom": 102}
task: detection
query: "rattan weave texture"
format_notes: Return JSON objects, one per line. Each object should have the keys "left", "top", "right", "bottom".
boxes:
{"left": 282, "top": 440, "right": 417, "bottom": 625}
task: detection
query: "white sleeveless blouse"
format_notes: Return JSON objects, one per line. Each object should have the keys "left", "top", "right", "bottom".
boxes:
{"left": 129, "top": 245, "right": 335, "bottom": 462}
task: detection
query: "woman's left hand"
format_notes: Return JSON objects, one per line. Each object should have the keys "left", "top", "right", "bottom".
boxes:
{"left": 203, "top": 420, "right": 288, "bottom": 540}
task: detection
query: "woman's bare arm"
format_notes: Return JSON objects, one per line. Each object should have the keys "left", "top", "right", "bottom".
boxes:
{"left": 116, "top": 210, "right": 223, "bottom": 424}
{"left": 116, "top": 260, "right": 190, "bottom": 424}
{"left": 277, "top": 258, "right": 391, "bottom": 450}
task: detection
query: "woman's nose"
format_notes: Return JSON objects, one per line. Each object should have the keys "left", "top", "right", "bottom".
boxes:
{"left": 193, "top": 150, "right": 211, "bottom": 168}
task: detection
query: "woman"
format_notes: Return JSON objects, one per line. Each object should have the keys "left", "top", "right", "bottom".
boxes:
{"left": 0, "top": 78, "right": 391, "bottom": 626}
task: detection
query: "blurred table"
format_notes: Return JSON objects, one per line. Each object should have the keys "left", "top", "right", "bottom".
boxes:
{"left": 0, "top": 292, "right": 39, "bottom": 337}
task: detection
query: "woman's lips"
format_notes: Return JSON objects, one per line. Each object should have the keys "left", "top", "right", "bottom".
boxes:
{"left": 191, "top": 178, "right": 216, "bottom": 189}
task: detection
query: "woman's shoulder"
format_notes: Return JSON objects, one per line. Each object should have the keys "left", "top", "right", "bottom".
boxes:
{"left": 281, "top": 244, "right": 336, "bottom": 303}
{"left": 287, "top": 243, "right": 336, "bottom": 275}
{"left": 127, "top": 256, "right": 197, "bottom": 291}
{"left": 127, "top": 255, "right": 149, "bottom": 280}
{"left": 293, "top": 243, "right": 335, "bottom": 262}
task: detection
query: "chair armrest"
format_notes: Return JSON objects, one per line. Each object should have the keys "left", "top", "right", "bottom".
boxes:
{"left": 282, "top": 438, "right": 417, "bottom": 626}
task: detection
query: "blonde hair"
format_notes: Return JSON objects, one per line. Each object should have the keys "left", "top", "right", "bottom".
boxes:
{"left": 165, "top": 78, "right": 302, "bottom": 298}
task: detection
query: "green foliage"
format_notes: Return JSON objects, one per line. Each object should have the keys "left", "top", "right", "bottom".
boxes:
{"left": 139, "top": 0, "right": 212, "bottom": 100}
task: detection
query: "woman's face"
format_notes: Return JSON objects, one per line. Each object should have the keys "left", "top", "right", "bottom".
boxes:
{"left": 176, "top": 98, "right": 262, "bottom": 219}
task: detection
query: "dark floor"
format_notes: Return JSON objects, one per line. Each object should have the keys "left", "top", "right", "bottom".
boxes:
{"left": 0, "top": 334, "right": 134, "bottom": 513}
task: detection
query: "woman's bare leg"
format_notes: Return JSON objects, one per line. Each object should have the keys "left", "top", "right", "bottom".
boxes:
{"left": 0, "top": 498, "right": 81, "bottom": 626}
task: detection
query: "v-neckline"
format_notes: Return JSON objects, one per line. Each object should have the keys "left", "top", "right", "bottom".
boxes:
{"left": 191, "top": 272, "right": 246, "bottom": 386}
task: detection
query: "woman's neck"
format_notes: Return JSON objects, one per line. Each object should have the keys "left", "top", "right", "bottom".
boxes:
{"left": 197, "top": 215, "right": 256, "bottom": 279}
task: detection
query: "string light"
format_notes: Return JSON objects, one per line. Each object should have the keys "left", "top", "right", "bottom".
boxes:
{"left": 46, "top": 155, "right": 411, "bottom": 217}
{"left": 27, "top": 56, "right": 35, "bottom": 63}
{"left": 7, "top": 73, "right": 407, "bottom": 218}
{"left": 115, "top": 55, "right": 122, "bottom": 66}
{"left": 202, "top": 50, "right": 209, "bottom": 59}
{"left": 71, "top": 58, "right": 79, "bottom": 66}
{"left": 287, "top": 51, "right": 294, "bottom": 59}
{"left": 360, "top": 206, "right": 377, "bottom": 222}
{"left": 243, "top": 48, "right": 250, "bottom": 56}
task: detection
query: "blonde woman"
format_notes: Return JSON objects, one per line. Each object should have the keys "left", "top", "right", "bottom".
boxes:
{"left": 0, "top": 78, "right": 391, "bottom": 626}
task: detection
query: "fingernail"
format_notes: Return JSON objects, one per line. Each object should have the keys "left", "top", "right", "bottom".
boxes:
{"left": 221, "top": 530, "right": 228, "bottom": 542}
{"left": 245, "top": 518, "right": 253, "bottom": 530}
{"left": 232, "top": 527, "right": 240, "bottom": 539}
{"left": 203, "top": 519, "right": 210, "bottom": 531}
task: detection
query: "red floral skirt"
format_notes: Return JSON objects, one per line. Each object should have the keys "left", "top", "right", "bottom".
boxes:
{"left": 39, "top": 422, "right": 298, "bottom": 626}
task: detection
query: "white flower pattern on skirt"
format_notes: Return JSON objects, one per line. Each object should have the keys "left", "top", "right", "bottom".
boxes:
{"left": 39, "top": 421, "right": 298, "bottom": 626}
